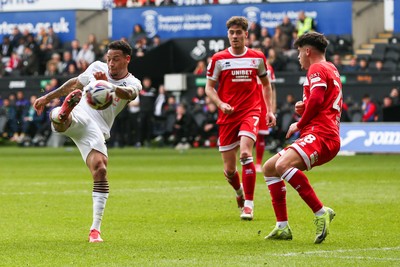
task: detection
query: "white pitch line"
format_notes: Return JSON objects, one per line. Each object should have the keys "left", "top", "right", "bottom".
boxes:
{"left": 272, "top": 246, "right": 400, "bottom": 257}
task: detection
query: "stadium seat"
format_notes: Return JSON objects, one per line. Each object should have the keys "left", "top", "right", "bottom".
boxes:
{"left": 384, "top": 50, "right": 400, "bottom": 62}
{"left": 336, "top": 34, "right": 353, "bottom": 55}
{"left": 370, "top": 43, "right": 387, "bottom": 61}
{"left": 383, "top": 61, "right": 397, "bottom": 71}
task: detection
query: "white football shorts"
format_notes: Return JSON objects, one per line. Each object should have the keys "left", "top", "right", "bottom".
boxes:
{"left": 52, "top": 105, "right": 108, "bottom": 162}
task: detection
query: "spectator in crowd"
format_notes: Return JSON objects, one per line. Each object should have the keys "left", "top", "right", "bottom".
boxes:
{"left": 20, "top": 46, "right": 39, "bottom": 76}
{"left": 4, "top": 51, "right": 21, "bottom": 76}
{"left": 296, "top": 10, "right": 316, "bottom": 37}
{"left": 279, "top": 15, "right": 295, "bottom": 48}
{"left": 191, "top": 86, "right": 207, "bottom": 113}
{"left": 132, "top": 37, "right": 148, "bottom": 57}
{"left": 1, "top": 97, "right": 18, "bottom": 140}
{"left": 153, "top": 84, "right": 168, "bottom": 142}
{"left": 139, "top": 77, "right": 157, "bottom": 146}
{"left": 370, "top": 60, "right": 384, "bottom": 71}
{"left": 114, "top": 0, "right": 128, "bottom": 7}
{"left": 361, "top": 94, "right": 377, "bottom": 122}
{"left": 76, "top": 43, "right": 95, "bottom": 71}
{"left": 87, "top": 33, "right": 102, "bottom": 60}
{"left": 1, "top": 36, "right": 13, "bottom": 63}
{"left": 18, "top": 95, "right": 46, "bottom": 145}
{"left": 376, "top": 95, "right": 394, "bottom": 121}
{"left": 14, "top": 37, "right": 27, "bottom": 58}
{"left": 11, "top": 91, "right": 29, "bottom": 141}
{"left": 25, "top": 33, "right": 40, "bottom": 56}
{"left": 261, "top": 37, "right": 273, "bottom": 58}
{"left": 45, "top": 59, "right": 60, "bottom": 76}
{"left": 343, "top": 56, "right": 360, "bottom": 72}
{"left": 267, "top": 48, "right": 286, "bottom": 71}
{"left": 199, "top": 101, "right": 218, "bottom": 147}
{"left": 149, "top": 35, "right": 162, "bottom": 50}
{"left": 193, "top": 60, "right": 207, "bottom": 75}
{"left": 171, "top": 103, "right": 193, "bottom": 150}
{"left": 271, "top": 26, "right": 290, "bottom": 54}
{"left": 9, "top": 26, "right": 23, "bottom": 48}
{"left": 61, "top": 50, "right": 77, "bottom": 75}
{"left": 129, "top": 24, "right": 147, "bottom": 49}
{"left": 248, "top": 21, "right": 261, "bottom": 40}
{"left": 69, "top": 39, "right": 81, "bottom": 62}
{"left": 159, "top": 0, "right": 177, "bottom": 5}
{"left": 46, "top": 26, "right": 61, "bottom": 52}
{"left": 357, "top": 58, "right": 369, "bottom": 72}
{"left": 331, "top": 54, "right": 344, "bottom": 72}
{"left": 259, "top": 27, "right": 271, "bottom": 44}
{"left": 389, "top": 87, "right": 399, "bottom": 104}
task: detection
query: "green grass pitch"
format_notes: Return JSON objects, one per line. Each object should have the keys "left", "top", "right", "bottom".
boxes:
{"left": 0, "top": 147, "right": 399, "bottom": 266}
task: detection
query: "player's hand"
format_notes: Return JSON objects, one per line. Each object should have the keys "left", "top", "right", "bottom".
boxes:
{"left": 266, "top": 111, "right": 276, "bottom": 127}
{"left": 286, "top": 122, "right": 299, "bottom": 139}
{"left": 93, "top": 72, "right": 108, "bottom": 81}
{"left": 295, "top": 101, "right": 305, "bottom": 116}
{"left": 33, "top": 96, "right": 48, "bottom": 115}
{"left": 219, "top": 102, "right": 234, "bottom": 115}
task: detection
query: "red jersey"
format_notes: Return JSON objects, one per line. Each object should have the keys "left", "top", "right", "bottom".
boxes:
{"left": 207, "top": 47, "right": 268, "bottom": 125}
{"left": 298, "top": 61, "right": 342, "bottom": 140}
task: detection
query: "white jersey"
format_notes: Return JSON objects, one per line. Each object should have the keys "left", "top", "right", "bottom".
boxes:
{"left": 77, "top": 61, "right": 142, "bottom": 139}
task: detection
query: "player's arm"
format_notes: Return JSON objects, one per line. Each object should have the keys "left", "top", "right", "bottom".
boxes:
{"left": 205, "top": 79, "right": 234, "bottom": 114}
{"left": 34, "top": 77, "right": 84, "bottom": 115}
{"left": 113, "top": 84, "right": 141, "bottom": 101}
{"left": 93, "top": 71, "right": 142, "bottom": 101}
{"left": 259, "top": 75, "right": 276, "bottom": 127}
{"left": 286, "top": 86, "right": 325, "bottom": 138}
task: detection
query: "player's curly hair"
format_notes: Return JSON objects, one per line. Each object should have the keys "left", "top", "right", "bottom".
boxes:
{"left": 226, "top": 16, "right": 248, "bottom": 31}
{"left": 294, "top": 32, "right": 328, "bottom": 53}
{"left": 108, "top": 40, "right": 132, "bottom": 56}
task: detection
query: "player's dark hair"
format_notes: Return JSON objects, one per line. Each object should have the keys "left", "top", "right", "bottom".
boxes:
{"left": 108, "top": 40, "right": 132, "bottom": 57}
{"left": 294, "top": 32, "right": 328, "bottom": 53}
{"left": 226, "top": 16, "right": 248, "bottom": 31}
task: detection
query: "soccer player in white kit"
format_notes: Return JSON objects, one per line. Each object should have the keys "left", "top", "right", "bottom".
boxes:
{"left": 34, "top": 40, "right": 142, "bottom": 243}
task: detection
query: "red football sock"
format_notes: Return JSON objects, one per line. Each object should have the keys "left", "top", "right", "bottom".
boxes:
{"left": 241, "top": 157, "right": 256, "bottom": 201}
{"left": 255, "top": 134, "right": 265, "bottom": 165}
{"left": 266, "top": 177, "right": 288, "bottom": 221}
{"left": 224, "top": 170, "right": 241, "bottom": 191}
{"left": 282, "top": 167, "right": 323, "bottom": 213}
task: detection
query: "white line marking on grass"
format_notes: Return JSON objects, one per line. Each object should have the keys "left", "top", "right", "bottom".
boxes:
{"left": 272, "top": 246, "right": 400, "bottom": 258}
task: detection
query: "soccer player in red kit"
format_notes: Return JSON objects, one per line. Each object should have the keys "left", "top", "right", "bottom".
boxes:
{"left": 263, "top": 32, "right": 342, "bottom": 243}
{"left": 205, "top": 16, "right": 276, "bottom": 220}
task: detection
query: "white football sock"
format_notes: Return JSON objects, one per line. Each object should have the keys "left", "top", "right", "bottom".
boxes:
{"left": 91, "top": 192, "right": 109, "bottom": 231}
{"left": 314, "top": 207, "right": 326, "bottom": 216}
{"left": 50, "top": 106, "right": 61, "bottom": 123}
{"left": 276, "top": 221, "right": 288, "bottom": 229}
{"left": 244, "top": 200, "right": 254, "bottom": 209}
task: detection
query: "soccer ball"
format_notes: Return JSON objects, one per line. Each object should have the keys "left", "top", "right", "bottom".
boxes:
{"left": 85, "top": 80, "right": 114, "bottom": 110}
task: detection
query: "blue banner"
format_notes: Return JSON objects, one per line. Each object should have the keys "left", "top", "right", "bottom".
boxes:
{"left": 395, "top": 0, "right": 400, "bottom": 33}
{"left": 112, "top": 2, "right": 352, "bottom": 40}
{"left": 0, "top": 11, "right": 76, "bottom": 42}
{"left": 340, "top": 123, "right": 400, "bottom": 154}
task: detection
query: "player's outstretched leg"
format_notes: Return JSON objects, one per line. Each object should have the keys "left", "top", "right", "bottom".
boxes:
{"left": 54, "top": 89, "right": 82, "bottom": 123}
{"left": 314, "top": 207, "right": 335, "bottom": 244}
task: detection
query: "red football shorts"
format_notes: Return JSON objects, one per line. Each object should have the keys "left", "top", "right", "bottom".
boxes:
{"left": 218, "top": 115, "right": 260, "bottom": 152}
{"left": 279, "top": 132, "right": 340, "bottom": 170}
